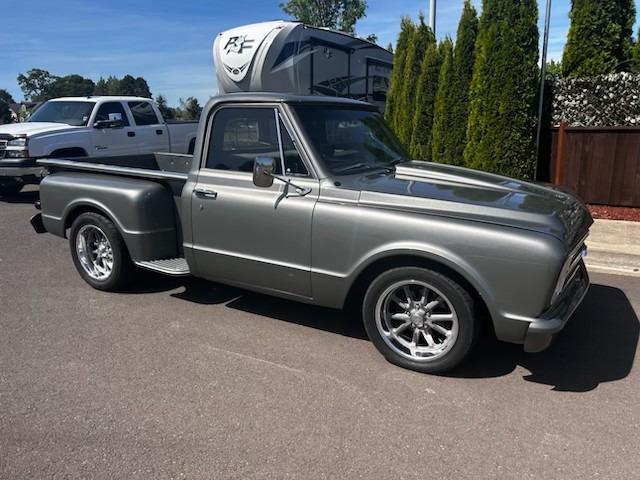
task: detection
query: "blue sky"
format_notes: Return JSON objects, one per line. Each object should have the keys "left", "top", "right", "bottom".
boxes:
{"left": 1, "top": 0, "right": 639, "bottom": 106}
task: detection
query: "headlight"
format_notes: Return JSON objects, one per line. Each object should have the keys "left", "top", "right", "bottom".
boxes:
{"left": 7, "top": 137, "right": 28, "bottom": 147}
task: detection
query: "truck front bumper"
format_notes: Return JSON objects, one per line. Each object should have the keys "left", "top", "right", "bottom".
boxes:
{"left": 0, "top": 158, "right": 43, "bottom": 181}
{"left": 523, "top": 261, "right": 590, "bottom": 353}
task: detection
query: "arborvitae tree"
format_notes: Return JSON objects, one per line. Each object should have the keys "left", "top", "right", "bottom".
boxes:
{"left": 385, "top": 17, "right": 415, "bottom": 133}
{"left": 397, "top": 14, "right": 435, "bottom": 147}
{"left": 439, "top": 0, "right": 478, "bottom": 165}
{"left": 464, "top": 0, "right": 539, "bottom": 179}
{"left": 430, "top": 38, "right": 454, "bottom": 163}
{"left": 409, "top": 42, "right": 442, "bottom": 160}
{"left": 562, "top": 0, "right": 636, "bottom": 77}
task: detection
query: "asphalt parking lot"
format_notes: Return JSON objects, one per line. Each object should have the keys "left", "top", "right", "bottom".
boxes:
{"left": 1, "top": 188, "right": 639, "bottom": 479}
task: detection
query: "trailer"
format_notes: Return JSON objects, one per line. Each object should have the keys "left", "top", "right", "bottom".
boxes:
{"left": 213, "top": 20, "right": 393, "bottom": 111}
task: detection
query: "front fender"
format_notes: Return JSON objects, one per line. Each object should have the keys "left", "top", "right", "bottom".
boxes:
{"left": 311, "top": 201, "right": 566, "bottom": 344}
{"left": 28, "top": 130, "right": 92, "bottom": 157}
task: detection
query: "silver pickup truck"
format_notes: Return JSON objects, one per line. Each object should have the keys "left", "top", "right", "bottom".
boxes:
{"left": 31, "top": 93, "right": 593, "bottom": 373}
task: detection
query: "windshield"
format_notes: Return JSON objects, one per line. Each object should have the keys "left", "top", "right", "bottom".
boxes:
{"left": 293, "top": 105, "right": 407, "bottom": 175}
{"left": 28, "top": 101, "right": 95, "bottom": 126}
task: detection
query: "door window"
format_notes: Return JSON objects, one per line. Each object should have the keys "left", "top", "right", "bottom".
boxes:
{"left": 94, "top": 102, "right": 129, "bottom": 126}
{"left": 206, "top": 108, "right": 282, "bottom": 173}
{"left": 128, "top": 101, "right": 160, "bottom": 125}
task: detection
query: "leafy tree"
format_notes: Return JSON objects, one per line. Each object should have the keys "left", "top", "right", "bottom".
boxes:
{"left": 409, "top": 42, "right": 442, "bottom": 160}
{"left": 545, "top": 59, "right": 563, "bottom": 79}
{"left": 176, "top": 97, "right": 202, "bottom": 121}
{"left": 155, "top": 94, "right": 175, "bottom": 120}
{"left": 464, "top": 0, "right": 539, "bottom": 179}
{"left": 0, "top": 89, "right": 15, "bottom": 105}
{"left": 430, "top": 38, "right": 454, "bottom": 163}
{"left": 364, "top": 33, "right": 378, "bottom": 44}
{"left": 434, "top": 0, "right": 478, "bottom": 165}
{"left": 385, "top": 17, "right": 415, "bottom": 133}
{"left": 386, "top": 42, "right": 394, "bottom": 54}
{"left": 133, "top": 77, "right": 152, "bottom": 98}
{"left": 94, "top": 78, "right": 108, "bottom": 95}
{"left": 0, "top": 100, "right": 12, "bottom": 125}
{"left": 280, "top": 0, "right": 367, "bottom": 34}
{"left": 397, "top": 14, "right": 435, "bottom": 147}
{"left": 51, "top": 74, "right": 95, "bottom": 97}
{"left": 17, "top": 69, "right": 57, "bottom": 101}
{"left": 562, "top": 0, "right": 636, "bottom": 77}
{"left": 117, "top": 75, "right": 138, "bottom": 96}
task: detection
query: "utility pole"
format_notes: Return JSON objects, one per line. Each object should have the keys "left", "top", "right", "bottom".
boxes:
{"left": 534, "top": 0, "right": 552, "bottom": 179}
{"left": 429, "top": 0, "right": 436, "bottom": 35}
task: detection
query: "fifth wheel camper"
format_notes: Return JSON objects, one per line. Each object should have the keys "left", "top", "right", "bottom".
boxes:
{"left": 213, "top": 20, "right": 393, "bottom": 111}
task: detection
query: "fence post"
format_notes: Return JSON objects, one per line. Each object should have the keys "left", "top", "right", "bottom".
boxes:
{"left": 554, "top": 121, "right": 568, "bottom": 185}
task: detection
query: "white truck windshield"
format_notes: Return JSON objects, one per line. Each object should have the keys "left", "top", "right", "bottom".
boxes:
{"left": 28, "top": 101, "right": 95, "bottom": 126}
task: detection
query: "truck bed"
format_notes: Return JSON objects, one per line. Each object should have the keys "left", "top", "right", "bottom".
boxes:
{"left": 37, "top": 157, "right": 189, "bottom": 265}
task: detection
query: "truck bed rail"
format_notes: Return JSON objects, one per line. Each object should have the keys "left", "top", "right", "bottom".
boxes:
{"left": 38, "top": 158, "right": 189, "bottom": 182}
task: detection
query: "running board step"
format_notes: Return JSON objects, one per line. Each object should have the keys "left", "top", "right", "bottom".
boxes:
{"left": 134, "top": 257, "right": 190, "bottom": 276}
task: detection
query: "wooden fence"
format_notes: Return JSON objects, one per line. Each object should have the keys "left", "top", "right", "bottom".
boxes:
{"left": 549, "top": 125, "right": 640, "bottom": 207}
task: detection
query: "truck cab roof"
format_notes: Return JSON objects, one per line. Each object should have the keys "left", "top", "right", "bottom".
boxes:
{"left": 48, "top": 96, "right": 155, "bottom": 103}
{"left": 205, "top": 92, "right": 375, "bottom": 111}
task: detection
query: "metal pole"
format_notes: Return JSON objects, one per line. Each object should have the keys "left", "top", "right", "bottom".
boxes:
{"left": 429, "top": 0, "right": 436, "bottom": 35}
{"left": 534, "top": 0, "right": 552, "bottom": 179}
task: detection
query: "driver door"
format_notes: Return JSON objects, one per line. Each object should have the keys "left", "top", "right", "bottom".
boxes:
{"left": 190, "top": 106, "right": 318, "bottom": 298}
{"left": 90, "top": 101, "right": 139, "bottom": 158}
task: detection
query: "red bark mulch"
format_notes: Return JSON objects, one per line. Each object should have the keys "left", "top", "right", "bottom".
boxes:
{"left": 587, "top": 204, "right": 640, "bottom": 222}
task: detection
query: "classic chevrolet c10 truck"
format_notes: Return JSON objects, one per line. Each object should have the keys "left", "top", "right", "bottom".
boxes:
{"left": 30, "top": 93, "right": 593, "bottom": 373}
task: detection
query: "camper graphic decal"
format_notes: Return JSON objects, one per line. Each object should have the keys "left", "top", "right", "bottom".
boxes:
{"left": 224, "top": 35, "right": 254, "bottom": 54}
{"left": 215, "top": 21, "right": 284, "bottom": 83}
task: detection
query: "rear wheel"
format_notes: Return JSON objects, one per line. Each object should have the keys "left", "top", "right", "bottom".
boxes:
{"left": 363, "top": 267, "right": 477, "bottom": 374}
{"left": 69, "top": 212, "right": 132, "bottom": 291}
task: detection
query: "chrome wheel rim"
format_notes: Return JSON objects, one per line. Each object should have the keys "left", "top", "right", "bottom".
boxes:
{"left": 75, "top": 225, "right": 114, "bottom": 281}
{"left": 375, "top": 280, "right": 459, "bottom": 362}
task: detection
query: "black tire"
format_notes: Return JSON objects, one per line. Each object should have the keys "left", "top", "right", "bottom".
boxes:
{"left": 363, "top": 267, "right": 477, "bottom": 374}
{"left": 0, "top": 181, "right": 23, "bottom": 198}
{"left": 69, "top": 212, "right": 133, "bottom": 291}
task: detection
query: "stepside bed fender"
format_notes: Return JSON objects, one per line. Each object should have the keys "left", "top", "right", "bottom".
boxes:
{"left": 39, "top": 172, "right": 179, "bottom": 261}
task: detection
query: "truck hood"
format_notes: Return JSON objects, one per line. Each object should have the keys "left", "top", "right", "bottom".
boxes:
{"left": 347, "top": 161, "right": 592, "bottom": 247}
{"left": 0, "top": 122, "right": 78, "bottom": 137}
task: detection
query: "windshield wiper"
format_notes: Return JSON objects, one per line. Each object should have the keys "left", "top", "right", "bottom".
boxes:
{"left": 334, "top": 163, "right": 372, "bottom": 174}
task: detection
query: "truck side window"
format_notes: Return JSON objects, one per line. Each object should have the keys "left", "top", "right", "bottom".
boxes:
{"left": 128, "top": 101, "right": 160, "bottom": 126}
{"left": 279, "top": 119, "right": 308, "bottom": 176}
{"left": 94, "top": 102, "right": 130, "bottom": 126}
{"left": 206, "top": 108, "right": 282, "bottom": 174}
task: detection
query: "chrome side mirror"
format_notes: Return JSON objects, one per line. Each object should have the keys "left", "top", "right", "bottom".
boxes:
{"left": 253, "top": 156, "right": 276, "bottom": 188}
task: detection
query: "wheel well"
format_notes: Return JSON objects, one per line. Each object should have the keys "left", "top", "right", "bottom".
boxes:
{"left": 50, "top": 147, "right": 87, "bottom": 158}
{"left": 63, "top": 205, "right": 116, "bottom": 236}
{"left": 344, "top": 255, "right": 494, "bottom": 335}
{"left": 187, "top": 138, "right": 196, "bottom": 154}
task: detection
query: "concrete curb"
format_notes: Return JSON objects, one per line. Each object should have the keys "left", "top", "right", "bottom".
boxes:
{"left": 585, "top": 219, "right": 640, "bottom": 276}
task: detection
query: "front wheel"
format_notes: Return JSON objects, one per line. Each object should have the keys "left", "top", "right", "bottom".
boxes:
{"left": 69, "top": 212, "right": 133, "bottom": 291}
{"left": 363, "top": 267, "right": 477, "bottom": 374}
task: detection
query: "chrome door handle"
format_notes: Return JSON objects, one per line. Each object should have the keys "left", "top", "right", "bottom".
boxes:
{"left": 193, "top": 187, "right": 218, "bottom": 199}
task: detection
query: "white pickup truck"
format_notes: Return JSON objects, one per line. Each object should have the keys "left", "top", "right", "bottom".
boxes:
{"left": 0, "top": 96, "right": 198, "bottom": 196}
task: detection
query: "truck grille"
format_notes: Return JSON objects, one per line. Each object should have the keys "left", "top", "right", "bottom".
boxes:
{"left": 0, "top": 140, "right": 6, "bottom": 159}
{"left": 551, "top": 236, "right": 588, "bottom": 305}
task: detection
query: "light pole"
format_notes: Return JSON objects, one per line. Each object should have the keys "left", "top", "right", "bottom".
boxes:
{"left": 429, "top": 0, "right": 436, "bottom": 35}
{"left": 535, "top": 0, "right": 553, "bottom": 179}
